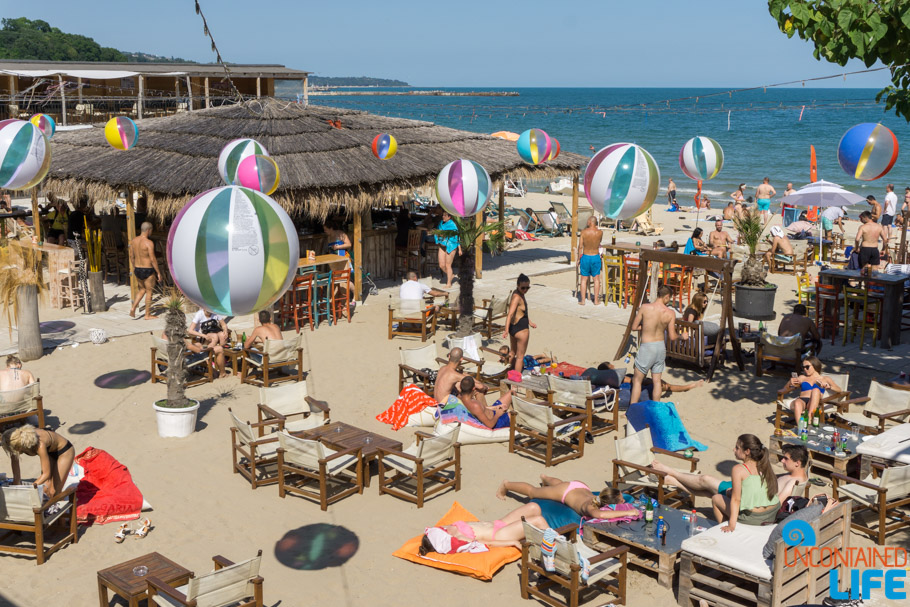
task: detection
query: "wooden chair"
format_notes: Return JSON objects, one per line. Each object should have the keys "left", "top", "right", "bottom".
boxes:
{"left": 330, "top": 268, "right": 352, "bottom": 324}
{"left": 833, "top": 463, "right": 910, "bottom": 545}
{"left": 276, "top": 431, "right": 363, "bottom": 510}
{"left": 815, "top": 282, "right": 843, "bottom": 344}
{"left": 0, "top": 381, "right": 44, "bottom": 429}
{"left": 612, "top": 427, "right": 699, "bottom": 508}
{"left": 100, "top": 230, "right": 125, "bottom": 283}
{"left": 768, "top": 245, "right": 809, "bottom": 276}
{"left": 0, "top": 485, "right": 78, "bottom": 565}
{"left": 835, "top": 380, "right": 910, "bottom": 435}
{"left": 377, "top": 425, "right": 461, "bottom": 508}
{"left": 796, "top": 272, "right": 815, "bottom": 316}
{"left": 509, "top": 396, "right": 587, "bottom": 467}
{"left": 545, "top": 375, "right": 618, "bottom": 438}
{"left": 398, "top": 342, "right": 442, "bottom": 392}
{"left": 228, "top": 408, "right": 280, "bottom": 490}
{"left": 147, "top": 551, "right": 264, "bottom": 607}
{"left": 57, "top": 262, "right": 85, "bottom": 312}
{"left": 755, "top": 333, "right": 802, "bottom": 377}
{"left": 150, "top": 334, "right": 213, "bottom": 388}
{"left": 621, "top": 255, "right": 640, "bottom": 308}
{"left": 278, "top": 273, "right": 314, "bottom": 332}
{"left": 664, "top": 319, "right": 722, "bottom": 373}
{"left": 520, "top": 519, "right": 628, "bottom": 607}
{"left": 240, "top": 335, "right": 304, "bottom": 388}
{"left": 774, "top": 373, "right": 850, "bottom": 431}
{"left": 602, "top": 253, "right": 624, "bottom": 306}
{"left": 445, "top": 333, "right": 508, "bottom": 382}
{"left": 388, "top": 297, "right": 437, "bottom": 341}
{"left": 472, "top": 296, "right": 509, "bottom": 338}
{"left": 842, "top": 285, "right": 882, "bottom": 349}
{"left": 256, "top": 382, "right": 330, "bottom": 436}
{"left": 662, "top": 264, "right": 692, "bottom": 308}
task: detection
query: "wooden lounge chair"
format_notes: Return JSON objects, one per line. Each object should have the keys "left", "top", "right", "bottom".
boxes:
{"left": 256, "top": 382, "right": 330, "bottom": 436}
{"left": 774, "top": 373, "right": 849, "bottom": 431}
{"left": 832, "top": 463, "right": 910, "bottom": 545}
{"left": 0, "top": 381, "right": 44, "bottom": 429}
{"left": 388, "top": 297, "right": 437, "bottom": 341}
{"left": 148, "top": 551, "right": 264, "bottom": 607}
{"left": 835, "top": 380, "right": 910, "bottom": 435}
{"left": 533, "top": 211, "right": 562, "bottom": 236}
{"left": 755, "top": 333, "right": 803, "bottom": 377}
{"left": 677, "top": 500, "right": 852, "bottom": 607}
{"left": 472, "top": 296, "right": 509, "bottom": 339}
{"left": 150, "top": 334, "right": 214, "bottom": 388}
{"left": 768, "top": 243, "right": 809, "bottom": 276}
{"left": 377, "top": 426, "right": 461, "bottom": 508}
{"left": 520, "top": 519, "right": 628, "bottom": 607}
{"left": 276, "top": 431, "right": 363, "bottom": 510}
{"left": 398, "top": 342, "right": 443, "bottom": 392}
{"left": 228, "top": 408, "right": 280, "bottom": 490}
{"left": 509, "top": 395, "right": 587, "bottom": 467}
{"left": 612, "top": 427, "right": 699, "bottom": 508}
{"left": 0, "top": 485, "right": 78, "bottom": 565}
{"left": 240, "top": 334, "right": 304, "bottom": 388}
{"left": 546, "top": 375, "right": 618, "bottom": 438}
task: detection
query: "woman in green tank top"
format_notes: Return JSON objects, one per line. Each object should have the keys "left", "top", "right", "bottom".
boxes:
{"left": 717, "top": 434, "right": 780, "bottom": 531}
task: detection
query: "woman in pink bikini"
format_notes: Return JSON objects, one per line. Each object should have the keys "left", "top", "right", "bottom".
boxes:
{"left": 496, "top": 474, "right": 631, "bottom": 519}
{"left": 419, "top": 502, "right": 547, "bottom": 554}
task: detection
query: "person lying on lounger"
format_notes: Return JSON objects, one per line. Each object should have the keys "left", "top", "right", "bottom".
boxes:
{"left": 457, "top": 376, "right": 512, "bottom": 429}
{"left": 497, "top": 345, "right": 552, "bottom": 369}
{"left": 419, "top": 501, "right": 549, "bottom": 553}
{"left": 495, "top": 475, "right": 633, "bottom": 520}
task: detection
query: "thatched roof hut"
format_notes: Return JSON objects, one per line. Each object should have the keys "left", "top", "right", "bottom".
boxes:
{"left": 45, "top": 99, "right": 587, "bottom": 219}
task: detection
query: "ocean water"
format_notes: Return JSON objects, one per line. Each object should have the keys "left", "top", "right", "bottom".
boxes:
{"left": 278, "top": 85, "right": 910, "bottom": 206}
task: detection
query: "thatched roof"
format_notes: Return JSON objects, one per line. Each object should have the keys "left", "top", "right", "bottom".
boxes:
{"left": 45, "top": 99, "right": 587, "bottom": 219}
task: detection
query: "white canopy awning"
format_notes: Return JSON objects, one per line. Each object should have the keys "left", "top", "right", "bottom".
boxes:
{"left": 1, "top": 69, "right": 186, "bottom": 79}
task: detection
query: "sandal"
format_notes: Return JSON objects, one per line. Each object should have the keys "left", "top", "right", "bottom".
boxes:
{"left": 134, "top": 518, "right": 152, "bottom": 539}
{"left": 114, "top": 523, "right": 130, "bottom": 543}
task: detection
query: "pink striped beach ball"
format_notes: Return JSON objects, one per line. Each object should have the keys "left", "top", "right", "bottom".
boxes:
{"left": 435, "top": 159, "right": 492, "bottom": 218}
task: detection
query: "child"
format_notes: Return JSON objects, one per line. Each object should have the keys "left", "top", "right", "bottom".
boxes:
{"left": 498, "top": 345, "right": 551, "bottom": 369}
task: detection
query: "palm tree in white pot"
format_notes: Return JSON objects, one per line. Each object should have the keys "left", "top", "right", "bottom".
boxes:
{"left": 153, "top": 289, "right": 200, "bottom": 438}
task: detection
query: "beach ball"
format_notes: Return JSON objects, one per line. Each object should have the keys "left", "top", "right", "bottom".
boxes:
{"left": 837, "top": 123, "right": 899, "bottom": 181}
{"left": 546, "top": 137, "right": 560, "bottom": 161}
{"left": 371, "top": 133, "right": 397, "bottom": 160}
{"left": 104, "top": 116, "right": 138, "bottom": 150}
{"left": 0, "top": 119, "right": 52, "bottom": 190}
{"left": 435, "top": 159, "right": 492, "bottom": 218}
{"left": 584, "top": 143, "right": 661, "bottom": 220}
{"left": 167, "top": 186, "right": 298, "bottom": 317}
{"left": 679, "top": 136, "right": 723, "bottom": 181}
{"left": 516, "top": 128, "right": 551, "bottom": 165}
{"left": 218, "top": 138, "right": 269, "bottom": 185}
{"left": 236, "top": 154, "right": 280, "bottom": 195}
{"left": 29, "top": 114, "right": 56, "bottom": 139}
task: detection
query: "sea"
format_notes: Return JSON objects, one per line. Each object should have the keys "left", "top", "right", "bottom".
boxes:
{"left": 276, "top": 85, "right": 910, "bottom": 209}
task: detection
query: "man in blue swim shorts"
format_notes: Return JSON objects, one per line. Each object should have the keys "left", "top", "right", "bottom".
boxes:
{"left": 577, "top": 216, "right": 603, "bottom": 306}
{"left": 755, "top": 177, "right": 777, "bottom": 223}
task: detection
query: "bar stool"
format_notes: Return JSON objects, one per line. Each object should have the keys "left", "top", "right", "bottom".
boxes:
{"left": 58, "top": 261, "right": 85, "bottom": 312}
{"left": 279, "top": 273, "right": 314, "bottom": 332}
{"left": 662, "top": 264, "right": 692, "bottom": 309}
{"left": 815, "top": 282, "right": 843, "bottom": 344}
{"left": 602, "top": 253, "right": 623, "bottom": 306}
{"left": 796, "top": 272, "right": 815, "bottom": 316}
{"left": 622, "top": 255, "right": 640, "bottom": 308}
{"left": 330, "top": 268, "right": 352, "bottom": 324}
{"left": 312, "top": 271, "right": 333, "bottom": 328}
{"left": 843, "top": 285, "right": 882, "bottom": 349}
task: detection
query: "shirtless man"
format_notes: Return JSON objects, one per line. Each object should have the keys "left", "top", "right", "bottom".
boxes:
{"left": 630, "top": 285, "right": 682, "bottom": 404}
{"left": 457, "top": 376, "right": 512, "bottom": 429}
{"left": 243, "top": 310, "right": 283, "bottom": 350}
{"left": 433, "top": 348, "right": 487, "bottom": 404}
{"left": 666, "top": 178, "right": 677, "bottom": 206}
{"left": 763, "top": 225, "right": 795, "bottom": 267}
{"left": 755, "top": 177, "right": 777, "bottom": 223}
{"left": 128, "top": 222, "right": 162, "bottom": 319}
{"left": 577, "top": 216, "right": 603, "bottom": 305}
{"left": 855, "top": 211, "right": 884, "bottom": 271}
{"left": 784, "top": 183, "right": 795, "bottom": 197}
{"left": 0, "top": 355, "right": 36, "bottom": 391}
{"left": 708, "top": 220, "right": 734, "bottom": 258}
{"left": 779, "top": 303, "right": 821, "bottom": 355}
{"left": 722, "top": 202, "right": 735, "bottom": 221}
{"left": 866, "top": 195, "right": 882, "bottom": 223}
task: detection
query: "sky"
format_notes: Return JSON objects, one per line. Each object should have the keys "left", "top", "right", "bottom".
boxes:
{"left": 7, "top": 0, "right": 894, "bottom": 88}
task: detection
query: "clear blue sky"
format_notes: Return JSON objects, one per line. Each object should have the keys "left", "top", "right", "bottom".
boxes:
{"left": 10, "top": 0, "right": 892, "bottom": 88}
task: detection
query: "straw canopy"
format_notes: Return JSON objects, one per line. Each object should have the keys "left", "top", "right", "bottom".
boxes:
{"left": 44, "top": 99, "right": 587, "bottom": 220}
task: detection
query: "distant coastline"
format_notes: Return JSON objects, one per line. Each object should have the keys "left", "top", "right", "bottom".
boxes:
{"left": 310, "top": 89, "right": 519, "bottom": 97}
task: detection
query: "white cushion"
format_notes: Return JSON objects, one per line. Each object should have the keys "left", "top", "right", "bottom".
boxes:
{"left": 681, "top": 522, "right": 774, "bottom": 580}
{"left": 324, "top": 453, "right": 360, "bottom": 476}
{"left": 433, "top": 418, "right": 509, "bottom": 444}
{"left": 856, "top": 423, "right": 910, "bottom": 464}
{"left": 835, "top": 477, "right": 880, "bottom": 506}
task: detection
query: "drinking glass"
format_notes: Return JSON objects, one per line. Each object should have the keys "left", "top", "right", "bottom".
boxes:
{"left": 133, "top": 566, "right": 148, "bottom": 577}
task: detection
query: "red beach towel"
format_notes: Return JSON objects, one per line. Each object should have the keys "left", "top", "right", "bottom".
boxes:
{"left": 544, "top": 362, "right": 587, "bottom": 378}
{"left": 376, "top": 384, "right": 438, "bottom": 431}
{"left": 74, "top": 447, "right": 143, "bottom": 526}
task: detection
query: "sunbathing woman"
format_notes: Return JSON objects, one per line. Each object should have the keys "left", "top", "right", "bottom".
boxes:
{"left": 496, "top": 475, "right": 633, "bottom": 520}
{"left": 420, "top": 502, "right": 547, "bottom": 553}
{"left": 1, "top": 425, "right": 74, "bottom": 499}
{"left": 779, "top": 356, "right": 841, "bottom": 422}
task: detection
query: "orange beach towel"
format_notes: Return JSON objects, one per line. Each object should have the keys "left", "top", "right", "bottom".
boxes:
{"left": 376, "top": 384, "right": 438, "bottom": 431}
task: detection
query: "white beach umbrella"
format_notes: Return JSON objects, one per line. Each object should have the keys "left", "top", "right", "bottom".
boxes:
{"left": 781, "top": 180, "right": 866, "bottom": 251}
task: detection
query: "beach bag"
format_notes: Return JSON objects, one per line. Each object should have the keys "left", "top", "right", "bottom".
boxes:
{"left": 200, "top": 318, "right": 221, "bottom": 334}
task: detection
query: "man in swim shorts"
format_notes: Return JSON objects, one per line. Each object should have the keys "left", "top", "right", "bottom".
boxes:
{"left": 434, "top": 348, "right": 487, "bottom": 404}
{"left": 855, "top": 211, "right": 884, "bottom": 271}
{"left": 457, "top": 376, "right": 512, "bottom": 429}
{"left": 630, "top": 285, "right": 684, "bottom": 404}
{"left": 129, "top": 221, "right": 162, "bottom": 320}
{"left": 576, "top": 216, "right": 603, "bottom": 306}
{"left": 755, "top": 177, "right": 777, "bottom": 224}
{"left": 763, "top": 225, "right": 795, "bottom": 267}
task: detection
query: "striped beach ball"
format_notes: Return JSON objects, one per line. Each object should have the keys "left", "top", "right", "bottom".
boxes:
{"left": 104, "top": 116, "right": 139, "bottom": 150}
{"left": 29, "top": 114, "right": 56, "bottom": 139}
{"left": 0, "top": 119, "right": 52, "bottom": 190}
{"left": 218, "top": 138, "right": 269, "bottom": 185}
{"left": 236, "top": 154, "right": 280, "bottom": 195}
{"left": 435, "top": 159, "right": 492, "bottom": 218}
{"left": 516, "top": 128, "right": 551, "bottom": 165}
{"left": 837, "top": 123, "right": 899, "bottom": 181}
{"left": 547, "top": 137, "right": 560, "bottom": 161}
{"left": 584, "top": 143, "right": 661, "bottom": 220}
{"left": 679, "top": 136, "right": 724, "bottom": 181}
{"left": 167, "top": 186, "right": 298, "bottom": 316}
{"left": 371, "top": 133, "right": 397, "bottom": 160}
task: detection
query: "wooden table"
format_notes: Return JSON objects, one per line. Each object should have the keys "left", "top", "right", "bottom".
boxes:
{"left": 769, "top": 430, "right": 863, "bottom": 481}
{"left": 223, "top": 345, "right": 246, "bottom": 376}
{"left": 819, "top": 268, "right": 910, "bottom": 349}
{"left": 297, "top": 254, "right": 350, "bottom": 272}
{"left": 295, "top": 421, "right": 402, "bottom": 487}
{"left": 97, "top": 552, "right": 191, "bottom": 607}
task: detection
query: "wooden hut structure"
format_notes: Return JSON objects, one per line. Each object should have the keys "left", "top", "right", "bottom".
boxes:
{"left": 42, "top": 99, "right": 587, "bottom": 297}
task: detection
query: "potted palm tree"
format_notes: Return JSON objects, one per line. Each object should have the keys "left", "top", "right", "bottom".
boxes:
{"left": 731, "top": 208, "right": 778, "bottom": 320}
{"left": 153, "top": 289, "right": 200, "bottom": 438}
{"left": 0, "top": 243, "right": 45, "bottom": 361}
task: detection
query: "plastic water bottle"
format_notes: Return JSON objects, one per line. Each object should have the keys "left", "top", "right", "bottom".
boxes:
{"left": 689, "top": 510, "right": 697, "bottom": 536}
{"left": 656, "top": 516, "right": 665, "bottom": 538}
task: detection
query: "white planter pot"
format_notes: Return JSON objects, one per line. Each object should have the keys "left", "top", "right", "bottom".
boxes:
{"left": 153, "top": 399, "right": 200, "bottom": 438}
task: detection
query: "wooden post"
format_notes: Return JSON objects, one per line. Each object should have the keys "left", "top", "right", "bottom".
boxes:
{"left": 30, "top": 188, "right": 41, "bottom": 242}
{"left": 303, "top": 75, "right": 309, "bottom": 106}
{"left": 137, "top": 75, "right": 144, "bottom": 119}
{"left": 498, "top": 180, "right": 505, "bottom": 223}
{"left": 570, "top": 176, "right": 579, "bottom": 263}
{"left": 899, "top": 210, "right": 909, "bottom": 264}
{"left": 77, "top": 77, "right": 83, "bottom": 105}
{"left": 474, "top": 211, "right": 483, "bottom": 279}
{"left": 204, "top": 77, "right": 210, "bottom": 108}
{"left": 649, "top": 262, "right": 659, "bottom": 302}
{"left": 354, "top": 211, "right": 363, "bottom": 302}
{"left": 126, "top": 188, "right": 137, "bottom": 301}
{"left": 57, "top": 75, "right": 67, "bottom": 126}
{"left": 256, "top": 76, "right": 261, "bottom": 98}
{"left": 185, "top": 76, "right": 193, "bottom": 110}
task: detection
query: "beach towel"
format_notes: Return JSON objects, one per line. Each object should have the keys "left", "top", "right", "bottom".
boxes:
{"left": 584, "top": 503, "right": 643, "bottom": 525}
{"left": 439, "top": 396, "right": 510, "bottom": 431}
{"left": 376, "top": 384, "right": 439, "bottom": 431}
{"left": 513, "top": 230, "right": 540, "bottom": 241}
{"left": 74, "top": 447, "right": 143, "bottom": 526}
{"left": 460, "top": 334, "right": 480, "bottom": 361}
{"left": 626, "top": 401, "right": 708, "bottom": 452}
{"left": 543, "top": 362, "right": 587, "bottom": 378}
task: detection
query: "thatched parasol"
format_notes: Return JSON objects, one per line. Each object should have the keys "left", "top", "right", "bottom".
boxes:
{"left": 45, "top": 99, "right": 587, "bottom": 220}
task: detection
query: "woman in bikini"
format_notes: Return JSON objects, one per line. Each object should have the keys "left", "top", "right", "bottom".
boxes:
{"left": 1, "top": 425, "right": 74, "bottom": 499}
{"left": 779, "top": 356, "right": 841, "bottom": 422}
{"left": 503, "top": 274, "right": 536, "bottom": 373}
{"left": 420, "top": 501, "right": 548, "bottom": 553}
{"left": 495, "top": 475, "right": 632, "bottom": 520}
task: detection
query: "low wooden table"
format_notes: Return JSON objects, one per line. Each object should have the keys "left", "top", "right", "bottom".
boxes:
{"left": 98, "top": 551, "right": 191, "bottom": 607}
{"left": 295, "top": 421, "right": 402, "bottom": 487}
{"left": 769, "top": 429, "right": 864, "bottom": 481}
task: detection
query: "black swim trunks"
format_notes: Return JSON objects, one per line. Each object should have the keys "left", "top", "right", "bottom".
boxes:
{"left": 881, "top": 214, "right": 894, "bottom": 227}
{"left": 47, "top": 440, "right": 73, "bottom": 463}
{"left": 858, "top": 246, "right": 881, "bottom": 268}
{"left": 134, "top": 267, "right": 155, "bottom": 280}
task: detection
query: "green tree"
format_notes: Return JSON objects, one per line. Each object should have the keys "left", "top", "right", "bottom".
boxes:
{"left": 768, "top": 1, "right": 910, "bottom": 121}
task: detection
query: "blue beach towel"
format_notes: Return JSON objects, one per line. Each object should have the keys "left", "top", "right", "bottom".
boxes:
{"left": 626, "top": 400, "right": 708, "bottom": 452}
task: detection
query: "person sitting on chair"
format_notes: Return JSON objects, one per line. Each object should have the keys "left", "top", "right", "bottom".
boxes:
{"left": 188, "top": 308, "right": 229, "bottom": 378}
{"left": 434, "top": 348, "right": 486, "bottom": 404}
{"left": 0, "top": 355, "right": 36, "bottom": 391}
{"left": 763, "top": 225, "right": 796, "bottom": 267}
{"left": 243, "top": 310, "right": 283, "bottom": 365}
{"left": 400, "top": 271, "right": 448, "bottom": 303}
{"left": 778, "top": 304, "right": 821, "bottom": 355}
{"left": 779, "top": 356, "right": 841, "bottom": 423}
{"left": 1, "top": 425, "right": 74, "bottom": 500}
{"left": 683, "top": 227, "right": 709, "bottom": 256}
{"left": 457, "top": 376, "right": 512, "bottom": 429}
